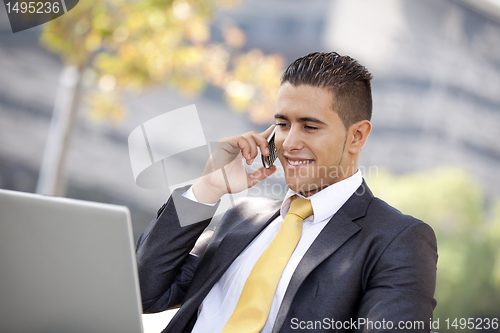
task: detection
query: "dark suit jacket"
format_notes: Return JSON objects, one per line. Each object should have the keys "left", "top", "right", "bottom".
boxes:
{"left": 136, "top": 181, "right": 437, "bottom": 332}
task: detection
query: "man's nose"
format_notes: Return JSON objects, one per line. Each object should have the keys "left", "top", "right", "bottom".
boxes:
{"left": 282, "top": 126, "right": 303, "bottom": 152}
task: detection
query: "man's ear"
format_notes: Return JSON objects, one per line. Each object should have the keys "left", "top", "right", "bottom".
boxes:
{"left": 347, "top": 120, "right": 371, "bottom": 154}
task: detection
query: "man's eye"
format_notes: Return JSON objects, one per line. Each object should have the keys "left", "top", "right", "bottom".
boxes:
{"left": 276, "top": 123, "right": 289, "bottom": 128}
{"left": 305, "top": 126, "right": 318, "bottom": 130}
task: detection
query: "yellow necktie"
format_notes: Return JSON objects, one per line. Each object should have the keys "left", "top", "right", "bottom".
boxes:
{"left": 222, "top": 196, "right": 314, "bottom": 333}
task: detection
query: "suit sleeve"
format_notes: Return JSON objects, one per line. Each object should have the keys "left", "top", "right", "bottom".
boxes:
{"left": 355, "top": 220, "right": 438, "bottom": 332}
{"left": 135, "top": 186, "right": 219, "bottom": 313}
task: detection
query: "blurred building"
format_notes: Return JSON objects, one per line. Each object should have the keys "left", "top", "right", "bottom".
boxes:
{"left": 1, "top": 0, "right": 500, "bottom": 242}
{"left": 214, "top": 0, "right": 331, "bottom": 61}
{"left": 217, "top": 0, "right": 500, "bottom": 199}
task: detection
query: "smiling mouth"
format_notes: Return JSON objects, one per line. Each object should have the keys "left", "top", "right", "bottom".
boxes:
{"left": 286, "top": 158, "right": 314, "bottom": 166}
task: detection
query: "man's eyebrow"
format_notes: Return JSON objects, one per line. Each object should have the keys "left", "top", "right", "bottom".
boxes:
{"left": 274, "top": 114, "right": 288, "bottom": 121}
{"left": 274, "top": 114, "right": 327, "bottom": 125}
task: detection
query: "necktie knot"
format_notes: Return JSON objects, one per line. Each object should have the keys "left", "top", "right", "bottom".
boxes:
{"left": 288, "top": 196, "right": 313, "bottom": 221}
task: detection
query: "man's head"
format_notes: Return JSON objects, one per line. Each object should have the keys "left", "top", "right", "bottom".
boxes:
{"left": 274, "top": 52, "right": 373, "bottom": 196}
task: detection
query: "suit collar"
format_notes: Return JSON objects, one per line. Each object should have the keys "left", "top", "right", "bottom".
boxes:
{"left": 341, "top": 179, "right": 373, "bottom": 221}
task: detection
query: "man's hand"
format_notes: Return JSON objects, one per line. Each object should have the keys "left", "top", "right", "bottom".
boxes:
{"left": 192, "top": 125, "right": 277, "bottom": 204}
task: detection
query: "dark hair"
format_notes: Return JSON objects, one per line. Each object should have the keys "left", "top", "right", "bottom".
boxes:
{"left": 281, "top": 52, "right": 373, "bottom": 129}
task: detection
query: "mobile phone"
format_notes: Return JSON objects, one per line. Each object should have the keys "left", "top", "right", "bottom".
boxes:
{"left": 261, "top": 126, "right": 277, "bottom": 169}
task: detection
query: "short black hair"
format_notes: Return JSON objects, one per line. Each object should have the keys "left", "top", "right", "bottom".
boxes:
{"left": 281, "top": 52, "right": 373, "bottom": 129}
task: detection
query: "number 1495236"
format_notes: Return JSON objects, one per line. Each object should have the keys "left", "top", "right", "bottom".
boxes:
{"left": 445, "top": 317, "right": 498, "bottom": 330}
{"left": 6, "top": 1, "right": 60, "bottom": 14}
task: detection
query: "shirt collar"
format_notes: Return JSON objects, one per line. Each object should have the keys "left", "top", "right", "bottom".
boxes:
{"left": 280, "top": 170, "right": 363, "bottom": 224}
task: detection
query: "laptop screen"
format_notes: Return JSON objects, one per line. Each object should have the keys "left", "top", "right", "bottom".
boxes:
{"left": 0, "top": 189, "right": 144, "bottom": 333}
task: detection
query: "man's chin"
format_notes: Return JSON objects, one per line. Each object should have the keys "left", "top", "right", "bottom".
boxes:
{"left": 286, "top": 180, "right": 331, "bottom": 197}
{"left": 286, "top": 181, "right": 315, "bottom": 197}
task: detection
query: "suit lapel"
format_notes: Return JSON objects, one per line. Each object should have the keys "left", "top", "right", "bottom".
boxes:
{"left": 207, "top": 208, "right": 280, "bottom": 277}
{"left": 184, "top": 204, "right": 281, "bottom": 309}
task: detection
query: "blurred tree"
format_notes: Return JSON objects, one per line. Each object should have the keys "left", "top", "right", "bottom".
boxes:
{"left": 366, "top": 167, "right": 500, "bottom": 332}
{"left": 38, "top": 0, "right": 283, "bottom": 195}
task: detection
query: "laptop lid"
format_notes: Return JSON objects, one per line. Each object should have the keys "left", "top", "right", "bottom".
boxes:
{"left": 0, "top": 189, "right": 144, "bottom": 333}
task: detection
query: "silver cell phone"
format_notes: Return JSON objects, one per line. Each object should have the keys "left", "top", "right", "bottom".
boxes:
{"left": 261, "top": 126, "right": 277, "bottom": 169}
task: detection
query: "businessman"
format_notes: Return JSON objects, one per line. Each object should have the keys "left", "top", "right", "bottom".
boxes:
{"left": 136, "top": 52, "right": 438, "bottom": 332}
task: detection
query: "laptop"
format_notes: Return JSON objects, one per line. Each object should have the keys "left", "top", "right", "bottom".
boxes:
{"left": 0, "top": 188, "right": 144, "bottom": 333}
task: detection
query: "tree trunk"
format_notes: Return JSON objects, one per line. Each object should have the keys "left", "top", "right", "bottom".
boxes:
{"left": 36, "top": 64, "right": 84, "bottom": 196}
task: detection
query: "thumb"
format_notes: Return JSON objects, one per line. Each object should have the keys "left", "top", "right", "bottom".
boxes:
{"left": 247, "top": 165, "right": 277, "bottom": 188}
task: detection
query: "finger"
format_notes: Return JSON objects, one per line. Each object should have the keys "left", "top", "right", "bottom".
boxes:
{"left": 228, "top": 125, "right": 274, "bottom": 164}
{"left": 208, "top": 141, "right": 241, "bottom": 173}
{"left": 244, "top": 128, "right": 272, "bottom": 158}
{"left": 234, "top": 135, "right": 254, "bottom": 164}
{"left": 247, "top": 165, "right": 277, "bottom": 188}
{"left": 241, "top": 131, "right": 260, "bottom": 162}
{"left": 258, "top": 124, "right": 276, "bottom": 156}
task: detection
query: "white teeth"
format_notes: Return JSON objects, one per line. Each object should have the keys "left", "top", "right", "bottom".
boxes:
{"left": 288, "top": 159, "right": 311, "bottom": 166}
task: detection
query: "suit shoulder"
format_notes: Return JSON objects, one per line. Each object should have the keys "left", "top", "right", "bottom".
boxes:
{"left": 357, "top": 197, "right": 437, "bottom": 267}
{"left": 364, "top": 196, "right": 434, "bottom": 235}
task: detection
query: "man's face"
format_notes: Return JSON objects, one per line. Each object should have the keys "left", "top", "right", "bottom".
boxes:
{"left": 274, "top": 83, "right": 351, "bottom": 197}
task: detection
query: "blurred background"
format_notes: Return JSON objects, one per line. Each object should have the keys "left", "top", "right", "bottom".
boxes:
{"left": 1, "top": 0, "right": 500, "bottom": 331}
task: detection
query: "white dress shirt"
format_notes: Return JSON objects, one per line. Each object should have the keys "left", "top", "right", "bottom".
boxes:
{"left": 186, "top": 171, "right": 362, "bottom": 333}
